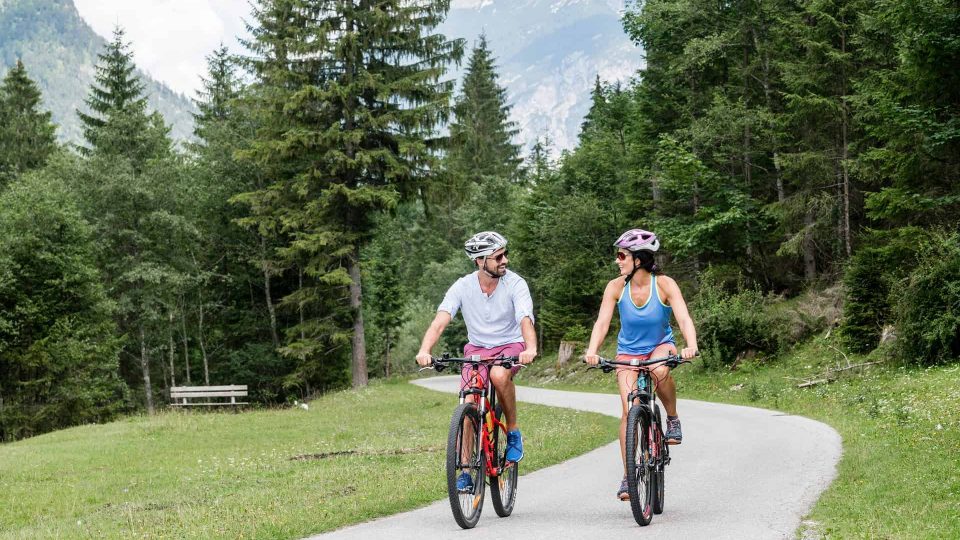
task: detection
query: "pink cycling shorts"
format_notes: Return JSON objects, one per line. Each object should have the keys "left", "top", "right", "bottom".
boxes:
{"left": 459, "top": 342, "right": 525, "bottom": 391}
{"left": 615, "top": 343, "right": 677, "bottom": 375}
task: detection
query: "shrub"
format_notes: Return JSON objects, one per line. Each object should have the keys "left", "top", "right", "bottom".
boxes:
{"left": 692, "top": 269, "right": 787, "bottom": 369}
{"left": 839, "top": 228, "right": 930, "bottom": 352}
{"left": 895, "top": 232, "right": 960, "bottom": 365}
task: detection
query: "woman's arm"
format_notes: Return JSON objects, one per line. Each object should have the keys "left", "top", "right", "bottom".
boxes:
{"left": 584, "top": 279, "right": 622, "bottom": 365}
{"left": 662, "top": 276, "right": 698, "bottom": 359}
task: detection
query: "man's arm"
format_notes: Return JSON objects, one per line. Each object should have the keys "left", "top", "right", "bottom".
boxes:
{"left": 519, "top": 316, "right": 537, "bottom": 364}
{"left": 416, "top": 311, "right": 452, "bottom": 366}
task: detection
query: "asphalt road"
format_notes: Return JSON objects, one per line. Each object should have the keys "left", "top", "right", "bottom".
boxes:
{"left": 307, "top": 376, "right": 841, "bottom": 540}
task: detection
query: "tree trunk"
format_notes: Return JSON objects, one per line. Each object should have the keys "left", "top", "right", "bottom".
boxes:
{"left": 180, "top": 301, "right": 191, "bottom": 385}
{"left": 298, "top": 267, "right": 306, "bottom": 342}
{"left": 384, "top": 330, "right": 392, "bottom": 378}
{"left": 803, "top": 206, "right": 817, "bottom": 282}
{"left": 168, "top": 312, "right": 176, "bottom": 388}
{"left": 348, "top": 248, "right": 369, "bottom": 388}
{"left": 197, "top": 288, "right": 210, "bottom": 386}
{"left": 139, "top": 325, "right": 155, "bottom": 415}
{"left": 261, "top": 235, "right": 280, "bottom": 349}
{"left": 840, "top": 30, "right": 852, "bottom": 258}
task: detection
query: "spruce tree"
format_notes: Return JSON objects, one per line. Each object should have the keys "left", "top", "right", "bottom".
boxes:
{"left": 193, "top": 45, "right": 241, "bottom": 141}
{"left": 0, "top": 60, "right": 57, "bottom": 186}
{"left": 241, "top": 0, "right": 464, "bottom": 388}
{"left": 77, "top": 26, "right": 168, "bottom": 163}
{"left": 447, "top": 34, "right": 521, "bottom": 185}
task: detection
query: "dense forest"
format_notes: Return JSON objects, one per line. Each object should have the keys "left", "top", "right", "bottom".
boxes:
{"left": 0, "top": 0, "right": 957, "bottom": 441}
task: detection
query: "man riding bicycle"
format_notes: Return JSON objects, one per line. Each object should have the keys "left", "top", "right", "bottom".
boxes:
{"left": 416, "top": 231, "right": 538, "bottom": 492}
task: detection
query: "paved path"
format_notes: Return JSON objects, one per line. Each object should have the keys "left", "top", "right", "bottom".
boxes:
{"left": 307, "top": 377, "right": 841, "bottom": 539}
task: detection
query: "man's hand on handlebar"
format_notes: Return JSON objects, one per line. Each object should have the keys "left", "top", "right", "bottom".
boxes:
{"left": 583, "top": 352, "right": 600, "bottom": 366}
{"left": 680, "top": 347, "right": 698, "bottom": 360}
{"left": 415, "top": 352, "right": 432, "bottom": 367}
{"left": 519, "top": 349, "right": 537, "bottom": 365}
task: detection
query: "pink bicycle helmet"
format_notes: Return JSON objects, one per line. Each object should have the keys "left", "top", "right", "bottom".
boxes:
{"left": 614, "top": 229, "right": 660, "bottom": 252}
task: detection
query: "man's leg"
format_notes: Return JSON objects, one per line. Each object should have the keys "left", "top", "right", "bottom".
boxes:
{"left": 491, "top": 366, "right": 524, "bottom": 462}
{"left": 490, "top": 366, "right": 517, "bottom": 430}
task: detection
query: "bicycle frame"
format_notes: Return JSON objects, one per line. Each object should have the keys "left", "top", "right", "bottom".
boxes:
{"left": 438, "top": 355, "right": 521, "bottom": 478}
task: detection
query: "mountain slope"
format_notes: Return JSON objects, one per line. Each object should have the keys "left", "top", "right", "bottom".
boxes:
{"left": 0, "top": 0, "right": 195, "bottom": 144}
{"left": 442, "top": 0, "right": 642, "bottom": 151}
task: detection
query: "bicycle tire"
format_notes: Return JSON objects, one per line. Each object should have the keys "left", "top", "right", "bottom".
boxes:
{"left": 653, "top": 404, "right": 665, "bottom": 514}
{"left": 490, "top": 404, "right": 518, "bottom": 517}
{"left": 446, "top": 402, "right": 485, "bottom": 529}
{"left": 625, "top": 404, "right": 654, "bottom": 526}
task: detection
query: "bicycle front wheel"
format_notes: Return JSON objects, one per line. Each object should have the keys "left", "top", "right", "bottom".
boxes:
{"left": 446, "top": 402, "right": 485, "bottom": 529}
{"left": 625, "top": 404, "right": 654, "bottom": 526}
{"left": 653, "top": 404, "right": 665, "bottom": 514}
{"left": 490, "top": 404, "right": 518, "bottom": 517}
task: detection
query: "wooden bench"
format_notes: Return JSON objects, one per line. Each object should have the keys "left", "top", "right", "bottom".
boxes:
{"left": 170, "top": 385, "right": 248, "bottom": 407}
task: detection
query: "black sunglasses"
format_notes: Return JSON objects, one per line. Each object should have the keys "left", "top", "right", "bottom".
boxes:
{"left": 487, "top": 250, "right": 509, "bottom": 263}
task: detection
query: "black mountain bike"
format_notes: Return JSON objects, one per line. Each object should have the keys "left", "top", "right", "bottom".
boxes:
{"left": 589, "top": 354, "right": 690, "bottom": 526}
{"left": 422, "top": 354, "right": 522, "bottom": 529}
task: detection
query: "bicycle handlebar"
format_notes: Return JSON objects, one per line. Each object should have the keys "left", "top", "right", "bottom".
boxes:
{"left": 582, "top": 352, "right": 697, "bottom": 373}
{"left": 418, "top": 354, "right": 524, "bottom": 373}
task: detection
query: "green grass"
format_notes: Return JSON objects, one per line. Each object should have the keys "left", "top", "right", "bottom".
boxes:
{"left": 523, "top": 339, "right": 960, "bottom": 539}
{"left": 0, "top": 378, "right": 618, "bottom": 539}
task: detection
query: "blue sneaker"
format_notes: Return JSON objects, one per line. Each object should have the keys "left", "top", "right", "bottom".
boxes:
{"left": 506, "top": 429, "right": 524, "bottom": 462}
{"left": 456, "top": 471, "right": 474, "bottom": 493}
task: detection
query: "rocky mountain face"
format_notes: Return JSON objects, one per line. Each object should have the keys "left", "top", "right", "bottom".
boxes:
{"left": 0, "top": 0, "right": 195, "bottom": 144}
{"left": 442, "top": 0, "right": 643, "bottom": 151}
{"left": 0, "top": 0, "right": 640, "bottom": 151}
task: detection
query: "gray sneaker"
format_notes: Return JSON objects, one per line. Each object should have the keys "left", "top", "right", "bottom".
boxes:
{"left": 617, "top": 476, "right": 629, "bottom": 500}
{"left": 665, "top": 416, "right": 682, "bottom": 444}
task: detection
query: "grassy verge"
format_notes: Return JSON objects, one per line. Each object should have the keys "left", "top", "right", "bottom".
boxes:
{"left": 0, "top": 378, "right": 617, "bottom": 539}
{"left": 522, "top": 338, "right": 960, "bottom": 539}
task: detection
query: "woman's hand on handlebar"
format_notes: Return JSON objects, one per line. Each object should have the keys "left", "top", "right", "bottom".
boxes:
{"left": 583, "top": 352, "right": 601, "bottom": 366}
{"left": 680, "top": 347, "right": 698, "bottom": 360}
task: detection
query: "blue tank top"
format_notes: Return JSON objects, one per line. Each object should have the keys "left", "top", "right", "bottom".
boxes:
{"left": 616, "top": 275, "right": 675, "bottom": 355}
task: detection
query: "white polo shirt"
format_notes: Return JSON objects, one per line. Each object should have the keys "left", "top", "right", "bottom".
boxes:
{"left": 437, "top": 270, "right": 535, "bottom": 348}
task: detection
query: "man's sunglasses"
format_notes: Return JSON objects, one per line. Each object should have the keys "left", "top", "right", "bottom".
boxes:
{"left": 487, "top": 250, "right": 509, "bottom": 263}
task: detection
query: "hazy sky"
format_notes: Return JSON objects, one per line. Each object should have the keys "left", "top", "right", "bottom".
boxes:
{"left": 73, "top": 0, "right": 253, "bottom": 97}
{"left": 72, "top": 0, "right": 485, "bottom": 98}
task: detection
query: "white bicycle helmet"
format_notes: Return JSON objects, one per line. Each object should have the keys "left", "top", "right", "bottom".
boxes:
{"left": 464, "top": 231, "right": 508, "bottom": 260}
{"left": 614, "top": 228, "right": 660, "bottom": 253}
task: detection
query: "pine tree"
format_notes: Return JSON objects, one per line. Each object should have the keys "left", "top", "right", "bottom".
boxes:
{"left": 0, "top": 60, "right": 57, "bottom": 186}
{"left": 193, "top": 45, "right": 241, "bottom": 141}
{"left": 241, "top": 0, "right": 464, "bottom": 388}
{"left": 76, "top": 26, "right": 169, "bottom": 163}
{"left": 447, "top": 34, "right": 521, "bottom": 185}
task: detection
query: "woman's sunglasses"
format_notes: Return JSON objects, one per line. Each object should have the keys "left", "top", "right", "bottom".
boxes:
{"left": 616, "top": 251, "right": 630, "bottom": 261}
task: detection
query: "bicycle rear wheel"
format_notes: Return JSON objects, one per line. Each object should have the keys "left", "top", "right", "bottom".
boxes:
{"left": 446, "top": 402, "right": 485, "bottom": 529}
{"left": 490, "top": 404, "right": 518, "bottom": 517}
{"left": 653, "top": 404, "right": 665, "bottom": 514}
{"left": 625, "top": 404, "right": 654, "bottom": 526}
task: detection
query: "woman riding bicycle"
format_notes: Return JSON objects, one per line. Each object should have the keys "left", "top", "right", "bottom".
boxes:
{"left": 583, "top": 229, "right": 698, "bottom": 500}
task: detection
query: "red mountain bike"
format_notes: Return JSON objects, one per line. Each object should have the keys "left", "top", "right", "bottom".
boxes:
{"left": 589, "top": 354, "right": 691, "bottom": 526}
{"left": 424, "top": 354, "right": 522, "bottom": 529}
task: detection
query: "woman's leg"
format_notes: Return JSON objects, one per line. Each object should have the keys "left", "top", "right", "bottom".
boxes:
{"left": 616, "top": 368, "right": 640, "bottom": 472}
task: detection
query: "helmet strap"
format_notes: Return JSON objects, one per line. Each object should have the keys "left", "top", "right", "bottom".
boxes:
{"left": 480, "top": 256, "right": 501, "bottom": 279}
